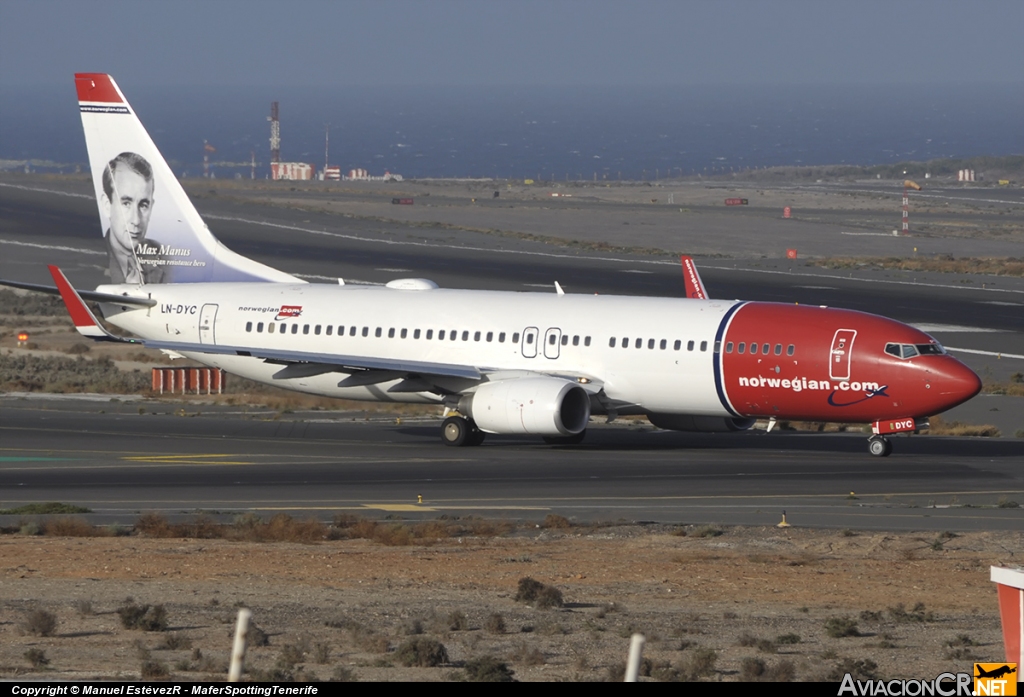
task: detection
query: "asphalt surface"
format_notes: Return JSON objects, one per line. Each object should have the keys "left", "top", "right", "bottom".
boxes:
{"left": 1, "top": 397, "right": 1021, "bottom": 531}
{"left": 1, "top": 176, "right": 1022, "bottom": 529}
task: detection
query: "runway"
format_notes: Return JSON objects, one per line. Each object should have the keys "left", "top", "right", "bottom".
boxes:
{"left": 1, "top": 396, "right": 1021, "bottom": 531}
{"left": 1, "top": 177, "right": 1022, "bottom": 529}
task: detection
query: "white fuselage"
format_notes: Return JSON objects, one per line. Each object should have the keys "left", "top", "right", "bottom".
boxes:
{"left": 99, "top": 282, "right": 736, "bottom": 416}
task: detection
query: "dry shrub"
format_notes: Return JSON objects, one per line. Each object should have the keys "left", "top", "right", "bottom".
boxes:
{"left": 140, "top": 660, "right": 170, "bottom": 679}
{"left": 24, "top": 648, "right": 49, "bottom": 668}
{"left": 485, "top": 613, "right": 506, "bottom": 634}
{"left": 41, "top": 517, "right": 105, "bottom": 537}
{"left": 395, "top": 637, "right": 448, "bottom": 667}
{"left": 118, "top": 603, "right": 169, "bottom": 631}
{"left": 23, "top": 609, "right": 57, "bottom": 637}
{"left": 824, "top": 616, "right": 860, "bottom": 638}
{"left": 740, "top": 657, "right": 795, "bottom": 682}
{"left": 927, "top": 416, "right": 1000, "bottom": 437}
{"left": 447, "top": 610, "right": 468, "bottom": 631}
{"left": 135, "top": 513, "right": 177, "bottom": 538}
{"left": 514, "top": 577, "right": 563, "bottom": 608}
{"left": 464, "top": 655, "right": 516, "bottom": 682}
{"left": 542, "top": 514, "right": 571, "bottom": 529}
{"left": 509, "top": 642, "right": 545, "bottom": 666}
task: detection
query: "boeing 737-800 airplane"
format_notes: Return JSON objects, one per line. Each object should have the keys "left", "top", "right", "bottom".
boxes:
{"left": 1, "top": 74, "right": 982, "bottom": 456}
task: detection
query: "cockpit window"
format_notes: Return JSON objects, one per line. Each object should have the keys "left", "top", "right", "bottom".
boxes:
{"left": 885, "top": 342, "right": 944, "bottom": 359}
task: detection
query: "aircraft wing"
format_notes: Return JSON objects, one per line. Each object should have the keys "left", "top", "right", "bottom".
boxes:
{"left": 145, "top": 339, "right": 482, "bottom": 381}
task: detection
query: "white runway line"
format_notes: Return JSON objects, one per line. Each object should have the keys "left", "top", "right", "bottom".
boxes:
{"left": 912, "top": 323, "right": 1006, "bottom": 333}
{"left": 0, "top": 182, "right": 92, "bottom": 199}
{"left": 945, "top": 347, "right": 1024, "bottom": 360}
{"left": 0, "top": 239, "right": 104, "bottom": 255}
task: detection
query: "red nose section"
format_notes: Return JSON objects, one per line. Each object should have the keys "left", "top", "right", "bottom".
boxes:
{"left": 930, "top": 357, "right": 982, "bottom": 413}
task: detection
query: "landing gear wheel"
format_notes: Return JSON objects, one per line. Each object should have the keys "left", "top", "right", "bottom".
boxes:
{"left": 542, "top": 429, "right": 587, "bottom": 446}
{"left": 868, "top": 435, "right": 891, "bottom": 457}
{"left": 467, "top": 426, "right": 486, "bottom": 446}
{"left": 442, "top": 416, "right": 470, "bottom": 447}
{"left": 442, "top": 416, "right": 485, "bottom": 447}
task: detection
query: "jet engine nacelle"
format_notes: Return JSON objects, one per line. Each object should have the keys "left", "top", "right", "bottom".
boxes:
{"left": 461, "top": 377, "right": 591, "bottom": 435}
{"left": 647, "top": 413, "right": 756, "bottom": 433}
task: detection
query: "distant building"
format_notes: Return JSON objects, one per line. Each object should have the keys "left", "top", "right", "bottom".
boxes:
{"left": 272, "top": 162, "right": 314, "bottom": 181}
{"left": 345, "top": 167, "right": 403, "bottom": 182}
{"left": 323, "top": 166, "right": 341, "bottom": 181}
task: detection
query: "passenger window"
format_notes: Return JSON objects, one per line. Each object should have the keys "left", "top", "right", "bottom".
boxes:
{"left": 674, "top": 340, "right": 681, "bottom": 350}
{"left": 401, "top": 328, "right": 407, "bottom": 339}
{"left": 700, "top": 341, "right": 708, "bottom": 352}
{"left": 660, "top": 339, "right": 667, "bottom": 350}
{"left": 561, "top": 335, "right": 568, "bottom": 346}
{"left": 622, "top": 337, "right": 628, "bottom": 348}
{"left": 572, "top": 335, "right": 579, "bottom": 346}
{"left": 451, "top": 331, "right": 458, "bottom": 342}
{"left": 255, "top": 322, "right": 262, "bottom": 333}
{"left": 388, "top": 328, "right": 395, "bottom": 338}
{"left": 647, "top": 339, "right": 655, "bottom": 349}
{"left": 246, "top": 321, "right": 253, "bottom": 332}
{"left": 292, "top": 324, "right": 299, "bottom": 335}
{"left": 326, "top": 325, "right": 333, "bottom": 336}
{"left": 279, "top": 323, "right": 287, "bottom": 333}
{"left": 738, "top": 342, "right": 745, "bottom": 353}
{"left": 512, "top": 332, "right": 520, "bottom": 343}
{"left": 303, "top": 324, "right": 310, "bottom": 335}
{"left": 499, "top": 332, "right": 506, "bottom": 343}
{"left": 726, "top": 342, "right": 733, "bottom": 353}
{"left": 548, "top": 334, "right": 556, "bottom": 345}
{"left": 714, "top": 341, "right": 721, "bottom": 353}
{"left": 414, "top": 329, "right": 421, "bottom": 339}
{"left": 635, "top": 338, "right": 642, "bottom": 349}
{"left": 362, "top": 327, "right": 368, "bottom": 337}
{"left": 349, "top": 326, "right": 356, "bottom": 336}
{"left": 426, "top": 329, "right": 433, "bottom": 340}
{"left": 526, "top": 334, "right": 534, "bottom": 344}
{"left": 687, "top": 340, "right": 694, "bottom": 351}
{"left": 750, "top": 343, "right": 758, "bottom": 355}
{"left": 584, "top": 336, "right": 591, "bottom": 346}
{"left": 375, "top": 327, "right": 382, "bottom": 338}
{"left": 461, "top": 331, "right": 469, "bottom": 341}
{"left": 787, "top": 344, "right": 794, "bottom": 356}
{"left": 774, "top": 344, "right": 782, "bottom": 355}
{"left": 438, "top": 330, "right": 445, "bottom": 340}
{"left": 609, "top": 337, "right": 617, "bottom": 348}
{"left": 486, "top": 331, "right": 493, "bottom": 342}
{"left": 268, "top": 323, "right": 274, "bottom": 334}
{"left": 762, "top": 343, "right": 770, "bottom": 354}
{"left": 314, "top": 325, "right": 321, "bottom": 335}
{"left": 474, "top": 331, "right": 481, "bottom": 341}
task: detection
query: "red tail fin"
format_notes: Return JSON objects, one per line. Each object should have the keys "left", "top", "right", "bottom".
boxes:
{"left": 680, "top": 256, "right": 708, "bottom": 299}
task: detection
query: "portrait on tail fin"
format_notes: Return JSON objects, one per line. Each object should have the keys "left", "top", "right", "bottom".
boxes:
{"left": 102, "top": 151, "right": 167, "bottom": 284}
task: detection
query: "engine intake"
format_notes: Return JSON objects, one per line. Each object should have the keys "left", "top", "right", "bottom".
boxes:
{"left": 461, "top": 378, "right": 590, "bottom": 435}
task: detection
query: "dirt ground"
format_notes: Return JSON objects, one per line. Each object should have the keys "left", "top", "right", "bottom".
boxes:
{"left": 1, "top": 525, "right": 1020, "bottom": 682}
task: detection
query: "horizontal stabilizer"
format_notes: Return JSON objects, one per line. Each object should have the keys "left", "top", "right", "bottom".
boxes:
{"left": 46, "top": 265, "right": 144, "bottom": 343}
{"left": 0, "top": 277, "right": 156, "bottom": 307}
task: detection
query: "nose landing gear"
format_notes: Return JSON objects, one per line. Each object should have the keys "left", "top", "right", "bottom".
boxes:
{"left": 867, "top": 435, "right": 892, "bottom": 457}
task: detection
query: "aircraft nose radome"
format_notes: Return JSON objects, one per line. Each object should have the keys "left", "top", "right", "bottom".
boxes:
{"left": 935, "top": 359, "right": 982, "bottom": 410}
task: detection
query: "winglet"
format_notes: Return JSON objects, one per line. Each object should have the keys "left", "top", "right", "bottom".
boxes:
{"left": 47, "top": 265, "right": 127, "bottom": 341}
{"left": 680, "top": 256, "right": 708, "bottom": 299}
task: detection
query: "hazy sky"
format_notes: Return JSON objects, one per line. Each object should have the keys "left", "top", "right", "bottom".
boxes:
{"left": 2, "top": 0, "right": 1022, "bottom": 87}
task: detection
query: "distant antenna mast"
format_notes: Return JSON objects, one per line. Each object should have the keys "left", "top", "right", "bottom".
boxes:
{"left": 203, "top": 140, "right": 216, "bottom": 178}
{"left": 250, "top": 150, "right": 256, "bottom": 180}
{"left": 325, "top": 123, "right": 330, "bottom": 174}
{"left": 268, "top": 101, "right": 280, "bottom": 164}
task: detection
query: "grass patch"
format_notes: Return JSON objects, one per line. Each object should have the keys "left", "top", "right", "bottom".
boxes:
{"left": 22, "top": 609, "right": 58, "bottom": 637}
{"left": 117, "top": 603, "right": 169, "bottom": 631}
{"left": 0, "top": 502, "right": 91, "bottom": 515}
{"left": 810, "top": 256, "right": 1024, "bottom": 277}
{"left": 463, "top": 655, "right": 516, "bottom": 682}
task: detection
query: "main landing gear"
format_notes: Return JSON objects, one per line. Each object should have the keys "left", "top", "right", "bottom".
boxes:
{"left": 441, "top": 415, "right": 485, "bottom": 447}
{"left": 867, "top": 435, "right": 892, "bottom": 457}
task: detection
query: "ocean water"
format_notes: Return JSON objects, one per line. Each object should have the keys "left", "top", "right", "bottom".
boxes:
{"left": 1, "top": 83, "right": 1021, "bottom": 179}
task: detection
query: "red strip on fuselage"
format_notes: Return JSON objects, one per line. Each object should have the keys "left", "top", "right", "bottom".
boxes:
{"left": 720, "top": 303, "right": 981, "bottom": 422}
